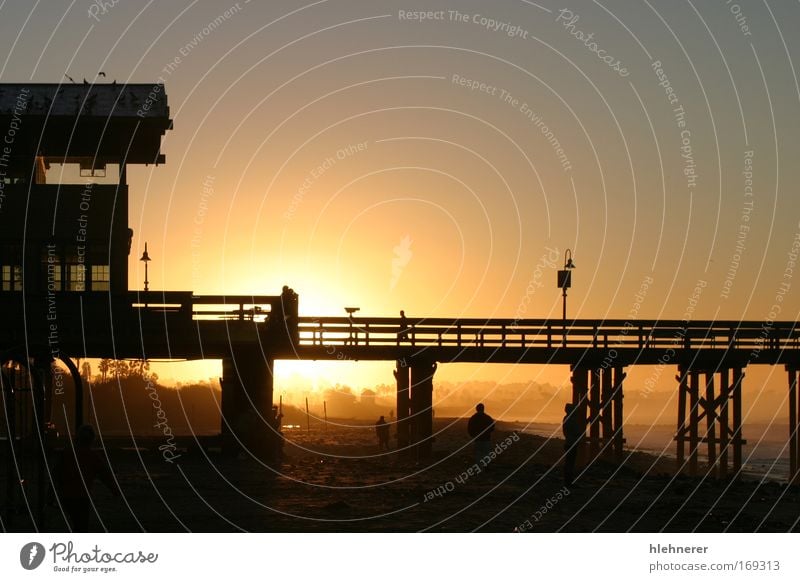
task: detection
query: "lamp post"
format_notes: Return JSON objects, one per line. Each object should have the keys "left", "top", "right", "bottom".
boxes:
{"left": 557, "top": 249, "right": 575, "bottom": 346}
{"left": 140, "top": 242, "right": 151, "bottom": 292}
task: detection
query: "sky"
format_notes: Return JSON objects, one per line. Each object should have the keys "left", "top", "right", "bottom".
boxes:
{"left": 2, "top": 0, "right": 800, "bottom": 402}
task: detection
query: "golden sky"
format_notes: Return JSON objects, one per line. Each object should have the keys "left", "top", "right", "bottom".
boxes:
{"left": 4, "top": 0, "right": 800, "bottom": 397}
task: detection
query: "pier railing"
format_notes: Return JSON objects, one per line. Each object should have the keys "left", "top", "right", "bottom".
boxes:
{"left": 297, "top": 317, "right": 800, "bottom": 352}
{"left": 129, "top": 291, "right": 279, "bottom": 322}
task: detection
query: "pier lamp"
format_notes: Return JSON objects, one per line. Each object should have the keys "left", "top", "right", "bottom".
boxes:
{"left": 345, "top": 307, "right": 360, "bottom": 345}
{"left": 557, "top": 249, "right": 575, "bottom": 344}
{"left": 140, "top": 242, "right": 151, "bottom": 292}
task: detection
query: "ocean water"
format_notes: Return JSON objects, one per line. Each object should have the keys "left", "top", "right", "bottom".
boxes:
{"left": 519, "top": 422, "right": 792, "bottom": 483}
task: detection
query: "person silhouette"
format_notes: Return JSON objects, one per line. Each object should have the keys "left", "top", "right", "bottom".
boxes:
{"left": 375, "top": 415, "right": 391, "bottom": 450}
{"left": 398, "top": 310, "right": 408, "bottom": 344}
{"left": 55, "top": 425, "right": 120, "bottom": 532}
{"left": 562, "top": 403, "right": 584, "bottom": 486}
{"left": 270, "top": 405, "right": 285, "bottom": 460}
{"left": 467, "top": 403, "right": 495, "bottom": 465}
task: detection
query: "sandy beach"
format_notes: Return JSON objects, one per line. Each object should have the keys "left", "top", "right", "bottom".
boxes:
{"left": 3, "top": 418, "right": 796, "bottom": 533}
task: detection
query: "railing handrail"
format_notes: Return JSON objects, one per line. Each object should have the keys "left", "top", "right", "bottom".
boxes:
{"left": 294, "top": 316, "right": 800, "bottom": 351}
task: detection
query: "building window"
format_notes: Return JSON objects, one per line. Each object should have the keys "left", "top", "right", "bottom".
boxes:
{"left": 1, "top": 265, "right": 22, "bottom": 291}
{"left": 41, "top": 246, "right": 62, "bottom": 292}
{"left": 67, "top": 264, "right": 85, "bottom": 291}
{"left": 48, "top": 262, "right": 62, "bottom": 291}
{"left": 91, "top": 265, "right": 110, "bottom": 291}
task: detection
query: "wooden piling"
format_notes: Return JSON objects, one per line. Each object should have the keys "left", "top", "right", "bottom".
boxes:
{"left": 732, "top": 367, "right": 743, "bottom": 473}
{"left": 589, "top": 369, "right": 601, "bottom": 459}
{"left": 689, "top": 370, "right": 699, "bottom": 476}
{"left": 600, "top": 366, "right": 613, "bottom": 458}
{"left": 612, "top": 367, "right": 625, "bottom": 463}
{"left": 705, "top": 371, "right": 717, "bottom": 476}
{"left": 789, "top": 367, "right": 798, "bottom": 483}
{"left": 676, "top": 366, "right": 687, "bottom": 469}
{"left": 719, "top": 369, "right": 730, "bottom": 479}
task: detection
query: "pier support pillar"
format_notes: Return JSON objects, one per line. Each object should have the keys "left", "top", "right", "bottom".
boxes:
{"left": 676, "top": 366, "right": 745, "bottom": 477}
{"left": 732, "top": 367, "right": 744, "bottom": 473}
{"left": 574, "top": 365, "right": 625, "bottom": 463}
{"left": 589, "top": 369, "right": 601, "bottom": 458}
{"left": 570, "top": 366, "right": 589, "bottom": 465}
{"left": 394, "top": 359, "right": 410, "bottom": 451}
{"left": 610, "top": 367, "right": 626, "bottom": 462}
{"left": 410, "top": 361, "right": 436, "bottom": 460}
{"left": 704, "top": 371, "right": 718, "bottom": 475}
{"left": 220, "top": 350, "right": 275, "bottom": 460}
{"left": 788, "top": 366, "right": 800, "bottom": 485}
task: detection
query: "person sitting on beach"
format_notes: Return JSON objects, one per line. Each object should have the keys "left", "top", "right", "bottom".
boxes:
{"left": 375, "top": 415, "right": 391, "bottom": 451}
{"left": 467, "top": 403, "right": 495, "bottom": 465}
{"left": 562, "top": 403, "right": 584, "bottom": 487}
{"left": 54, "top": 424, "right": 120, "bottom": 532}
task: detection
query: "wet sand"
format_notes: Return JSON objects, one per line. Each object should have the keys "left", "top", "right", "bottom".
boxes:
{"left": 5, "top": 419, "right": 800, "bottom": 532}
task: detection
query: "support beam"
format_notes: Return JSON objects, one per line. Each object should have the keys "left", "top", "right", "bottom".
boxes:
{"left": 676, "top": 366, "right": 687, "bottom": 469}
{"left": 719, "top": 368, "right": 730, "bottom": 479}
{"left": 589, "top": 368, "right": 601, "bottom": 458}
{"left": 732, "top": 367, "right": 744, "bottom": 473}
{"left": 789, "top": 366, "right": 799, "bottom": 484}
{"left": 570, "top": 366, "right": 589, "bottom": 466}
{"left": 220, "top": 351, "right": 275, "bottom": 460}
{"left": 394, "top": 360, "right": 410, "bottom": 452}
{"left": 410, "top": 361, "right": 436, "bottom": 460}
{"left": 705, "top": 371, "right": 717, "bottom": 477}
{"left": 689, "top": 370, "right": 700, "bottom": 476}
{"left": 612, "top": 367, "right": 625, "bottom": 463}
{"left": 600, "top": 366, "right": 613, "bottom": 459}
{"left": 676, "top": 367, "right": 745, "bottom": 478}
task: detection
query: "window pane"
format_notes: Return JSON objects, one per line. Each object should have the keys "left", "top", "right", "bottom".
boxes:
{"left": 1, "top": 265, "right": 22, "bottom": 291}
{"left": 91, "top": 265, "right": 110, "bottom": 291}
{"left": 68, "top": 264, "right": 85, "bottom": 291}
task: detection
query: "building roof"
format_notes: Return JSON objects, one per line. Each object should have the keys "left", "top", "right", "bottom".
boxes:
{"left": 0, "top": 83, "right": 172, "bottom": 164}
{"left": 0, "top": 83, "right": 168, "bottom": 118}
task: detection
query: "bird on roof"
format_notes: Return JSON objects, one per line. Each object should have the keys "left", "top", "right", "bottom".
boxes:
{"left": 98, "top": 71, "right": 106, "bottom": 77}
{"left": 64, "top": 74, "right": 75, "bottom": 83}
